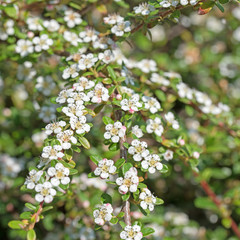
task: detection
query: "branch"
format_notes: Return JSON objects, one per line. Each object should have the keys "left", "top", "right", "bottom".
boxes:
{"left": 115, "top": 109, "right": 131, "bottom": 226}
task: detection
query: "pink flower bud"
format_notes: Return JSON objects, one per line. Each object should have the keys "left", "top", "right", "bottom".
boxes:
{"left": 193, "top": 151, "right": 200, "bottom": 159}
{"left": 82, "top": 200, "right": 90, "bottom": 208}
{"left": 178, "top": 139, "right": 185, "bottom": 146}
{"left": 129, "top": 108, "right": 134, "bottom": 114}
{"left": 116, "top": 94, "right": 122, "bottom": 100}
{"left": 27, "top": 31, "right": 34, "bottom": 38}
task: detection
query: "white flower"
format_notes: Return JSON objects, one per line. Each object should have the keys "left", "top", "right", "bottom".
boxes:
{"left": 45, "top": 121, "right": 66, "bottom": 135}
{"left": 56, "top": 89, "right": 74, "bottom": 104}
{"left": 41, "top": 145, "right": 64, "bottom": 160}
{"left": 142, "top": 96, "right": 161, "bottom": 113}
{"left": 133, "top": 3, "right": 155, "bottom": 15}
{"left": 120, "top": 224, "right": 143, "bottom": 240}
{"left": 128, "top": 139, "right": 149, "bottom": 161}
{"left": 137, "top": 59, "right": 157, "bottom": 73}
{"left": 62, "top": 103, "right": 85, "bottom": 117}
{"left": 78, "top": 53, "right": 98, "bottom": 70}
{"left": 103, "top": 14, "right": 124, "bottom": 25}
{"left": 93, "top": 36, "right": 113, "bottom": 49}
{"left": 35, "top": 181, "right": 56, "bottom": 203}
{"left": 141, "top": 154, "right": 163, "bottom": 173}
{"left": 24, "top": 169, "right": 43, "bottom": 189}
{"left": 27, "top": 17, "right": 43, "bottom": 31}
{"left": 73, "top": 77, "right": 95, "bottom": 92}
{"left": 104, "top": 122, "right": 126, "bottom": 143}
{"left": 163, "top": 150, "right": 173, "bottom": 161}
{"left": 194, "top": 91, "right": 212, "bottom": 106}
{"left": 160, "top": 0, "right": 179, "bottom": 8}
{"left": 131, "top": 125, "right": 144, "bottom": 138}
{"left": 79, "top": 28, "right": 99, "bottom": 42}
{"left": 150, "top": 73, "right": 170, "bottom": 86}
{"left": 139, "top": 188, "right": 156, "bottom": 211}
{"left": 67, "top": 91, "right": 90, "bottom": 105}
{"left": 39, "top": 105, "right": 56, "bottom": 123}
{"left": 33, "top": 34, "right": 53, "bottom": 52}
{"left": 63, "top": 31, "right": 80, "bottom": 46}
{"left": 88, "top": 83, "right": 109, "bottom": 103}
{"left": 17, "top": 61, "right": 37, "bottom": 81}
{"left": 15, "top": 39, "right": 34, "bottom": 57}
{"left": 120, "top": 86, "right": 135, "bottom": 96}
{"left": 70, "top": 116, "right": 91, "bottom": 134}
{"left": 57, "top": 130, "right": 77, "bottom": 149}
{"left": 43, "top": 19, "right": 60, "bottom": 32}
{"left": 176, "top": 82, "right": 193, "bottom": 100}
{"left": 111, "top": 21, "right": 131, "bottom": 36}
{"left": 62, "top": 64, "right": 79, "bottom": 79}
{"left": 94, "top": 158, "right": 116, "bottom": 179}
{"left": 200, "top": 104, "right": 221, "bottom": 115}
{"left": 120, "top": 94, "right": 142, "bottom": 113}
{"left": 164, "top": 71, "right": 181, "bottom": 79}
{"left": 164, "top": 112, "right": 179, "bottom": 129}
{"left": 64, "top": 10, "right": 82, "bottom": 28}
{"left": 93, "top": 203, "right": 113, "bottom": 225}
{"left": 35, "top": 76, "right": 56, "bottom": 96}
{"left": 47, "top": 163, "right": 70, "bottom": 186}
{"left": 98, "top": 50, "right": 115, "bottom": 64}
{"left": 116, "top": 167, "right": 139, "bottom": 194}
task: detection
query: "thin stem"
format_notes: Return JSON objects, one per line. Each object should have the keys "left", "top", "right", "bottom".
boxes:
{"left": 115, "top": 109, "right": 131, "bottom": 226}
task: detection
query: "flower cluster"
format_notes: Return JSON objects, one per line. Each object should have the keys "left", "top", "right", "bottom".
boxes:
{"left": 93, "top": 203, "right": 113, "bottom": 225}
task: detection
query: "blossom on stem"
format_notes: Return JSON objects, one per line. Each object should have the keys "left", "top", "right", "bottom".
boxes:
{"left": 120, "top": 94, "right": 142, "bottom": 113}
{"left": 142, "top": 96, "right": 161, "bottom": 114}
{"left": 146, "top": 117, "right": 164, "bottom": 136}
{"left": 94, "top": 158, "right": 116, "bottom": 179}
{"left": 41, "top": 145, "right": 64, "bottom": 160}
{"left": 56, "top": 130, "right": 77, "bottom": 149}
{"left": 93, "top": 203, "right": 113, "bottom": 225}
{"left": 141, "top": 154, "right": 163, "bottom": 173}
{"left": 128, "top": 139, "right": 149, "bottom": 161}
{"left": 24, "top": 169, "right": 43, "bottom": 189}
{"left": 139, "top": 188, "right": 156, "bottom": 211}
{"left": 120, "top": 225, "right": 143, "bottom": 240}
{"left": 47, "top": 163, "right": 70, "bottom": 186}
{"left": 35, "top": 181, "right": 56, "bottom": 203}
{"left": 104, "top": 121, "right": 126, "bottom": 143}
{"left": 116, "top": 167, "right": 139, "bottom": 194}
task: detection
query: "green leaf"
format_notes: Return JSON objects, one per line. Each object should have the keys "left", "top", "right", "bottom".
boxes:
{"left": 115, "top": 158, "right": 125, "bottom": 169}
{"left": 78, "top": 136, "right": 90, "bottom": 149}
{"left": 109, "top": 143, "right": 119, "bottom": 151}
{"left": 142, "top": 227, "right": 155, "bottom": 237}
{"left": 102, "top": 78, "right": 112, "bottom": 84}
{"left": 110, "top": 217, "right": 118, "bottom": 224}
{"left": 117, "top": 212, "right": 125, "bottom": 218}
{"left": 102, "top": 116, "right": 114, "bottom": 125}
{"left": 69, "top": 169, "right": 78, "bottom": 175}
{"left": 138, "top": 183, "right": 147, "bottom": 189}
{"left": 160, "top": 164, "right": 169, "bottom": 174}
{"left": 42, "top": 206, "right": 53, "bottom": 213}
{"left": 194, "top": 197, "right": 218, "bottom": 211}
{"left": 88, "top": 172, "right": 96, "bottom": 178}
{"left": 219, "top": 0, "right": 228, "bottom": 3}
{"left": 108, "top": 85, "right": 116, "bottom": 95}
{"left": 8, "top": 220, "right": 24, "bottom": 229}
{"left": 27, "top": 229, "right": 36, "bottom": 240}
{"left": 119, "top": 221, "right": 127, "bottom": 229}
{"left": 4, "top": 5, "right": 17, "bottom": 19}
{"left": 101, "top": 193, "right": 112, "bottom": 204}
{"left": 215, "top": 2, "right": 224, "bottom": 12}
{"left": 90, "top": 155, "right": 102, "bottom": 165}
{"left": 20, "top": 212, "right": 32, "bottom": 220}
{"left": 122, "top": 163, "right": 133, "bottom": 175}
{"left": 107, "top": 66, "right": 116, "bottom": 80}
{"left": 122, "top": 192, "right": 130, "bottom": 201}
{"left": 155, "top": 198, "right": 164, "bottom": 205}
{"left": 155, "top": 90, "right": 166, "bottom": 102}
{"left": 94, "top": 104, "right": 105, "bottom": 114}
{"left": 25, "top": 203, "right": 36, "bottom": 211}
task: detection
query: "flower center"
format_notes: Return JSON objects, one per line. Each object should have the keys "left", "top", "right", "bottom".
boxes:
{"left": 41, "top": 188, "right": 49, "bottom": 196}
{"left": 135, "top": 146, "right": 143, "bottom": 153}
{"left": 145, "top": 196, "right": 153, "bottom": 203}
{"left": 110, "top": 128, "right": 118, "bottom": 135}
{"left": 123, "top": 178, "right": 132, "bottom": 187}
{"left": 56, "top": 170, "right": 64, "bottom": 179}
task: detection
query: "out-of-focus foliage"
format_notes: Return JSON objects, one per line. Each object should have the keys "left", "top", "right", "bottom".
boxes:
{"left": 0, "top": 0, "right": 240, "bottom": 239}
